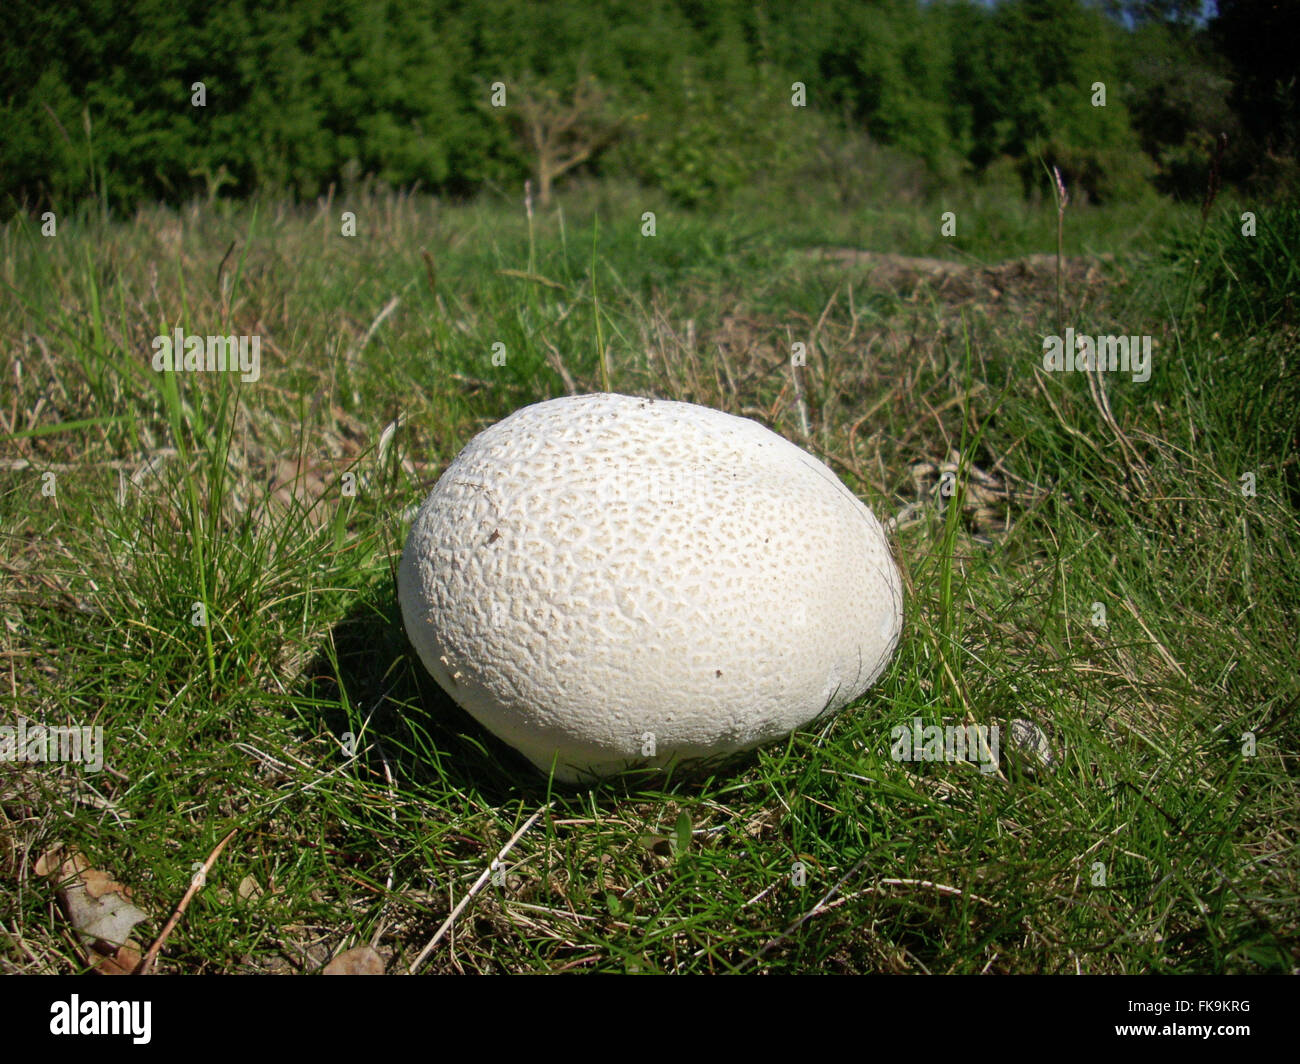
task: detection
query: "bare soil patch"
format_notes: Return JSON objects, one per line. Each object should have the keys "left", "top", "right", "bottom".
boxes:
{"left": 806, "top": 248, "right": 1118, "bottom": 309}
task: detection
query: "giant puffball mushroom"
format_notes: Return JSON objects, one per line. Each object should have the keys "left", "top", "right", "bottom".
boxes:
{"left": 398, "top": 393, "right": 903, "bottom": 782}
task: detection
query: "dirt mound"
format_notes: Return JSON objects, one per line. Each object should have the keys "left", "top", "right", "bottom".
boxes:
{"left": 806, "top": 248, "right": 1116, "bottom": 307}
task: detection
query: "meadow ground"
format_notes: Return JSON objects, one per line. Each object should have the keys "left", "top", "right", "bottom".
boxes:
{"left": 1, "top": 176, "right": 1296, "bottom": 973}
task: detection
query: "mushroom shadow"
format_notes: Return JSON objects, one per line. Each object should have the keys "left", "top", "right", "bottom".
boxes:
{"left": 298, "top": 579, "right": 729, "bottom": 807}
{"left": 297, "top": 576, "right": 552, "bottom": 807}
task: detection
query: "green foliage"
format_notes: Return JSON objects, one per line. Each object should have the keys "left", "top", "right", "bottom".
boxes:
{"left": 618, "top": 70, "right": 820, "bottom": 208}
{"left": 1154, "top": 198, "right": 1300, "bottom": 503}
{"left": 950, "top": 0, "right": 1153, "bottom": 202}
{"left": 768, "top": 0, "right": 964, "bottom": 176}
{"left": 5, "top": 184, "right": 1297, "bottom": 974}
{"left": 1100, "top": 0, "right": 1204, "bottom": 29}
{"left": 1198, "top": 200, "right": 1300, "bottom": 334}
{"left": 1116, "top": 22, "right": 1240, "bottom": 199}
{"left": 1212, "top": 0, "right": 1300, "bottom": 152}
{"left": 0, "top": 0, "right": 1292, "bottom": 215}
{"left": 1211, "top": 0, "right": 1300, "bottom": 197}
{"left": 0, "top": 0, "right": 495, "bottom": 211}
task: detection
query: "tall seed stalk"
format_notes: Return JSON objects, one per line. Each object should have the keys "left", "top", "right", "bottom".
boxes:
{"left": 1052, "top": 165, "right": 1068, "bottom": 337}
{"left": 1179, "top": 133, "right": 1228, "bottom": 325}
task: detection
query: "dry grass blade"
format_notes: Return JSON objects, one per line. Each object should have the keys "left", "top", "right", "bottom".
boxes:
{"left": 408, "top": 803, "right": 552, "bottom": 974}
{"left": 134, "top": 827, "right": 238, "bottom": 975}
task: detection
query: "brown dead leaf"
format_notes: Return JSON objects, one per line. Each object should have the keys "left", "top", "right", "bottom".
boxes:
{"left": 0, "top": 803, "right": 14, "bottom": 878}
{"left": 322, "top": 945, "right": 385, "bottom": 975}
{"left": 37, "top": 845, "right": 150, "bottom": 967}
{"left": 905, "top": 449, "right": 1032, "bottom": 538}
{"left": 94, "top": 942, "right": 144, "bottom": 976}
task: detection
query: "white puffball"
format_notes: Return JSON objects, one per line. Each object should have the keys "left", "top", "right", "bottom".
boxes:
{"left": 398, "top": 393, "right": 902, "bottom": 781}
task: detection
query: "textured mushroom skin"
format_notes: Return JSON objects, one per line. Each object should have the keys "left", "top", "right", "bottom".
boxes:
{"left": 398, "top": 393, "right": 903, "bottom": 781}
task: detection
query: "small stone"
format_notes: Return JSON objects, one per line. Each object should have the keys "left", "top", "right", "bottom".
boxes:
{"left": 1007, "top": 718, "right": 1056, "bottom": 775}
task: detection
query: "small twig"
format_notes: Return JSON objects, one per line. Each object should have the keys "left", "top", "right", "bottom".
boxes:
{"left": 789, "top": 340, "right": 811, "bottom": 441}
{"left": 741, "top": 881, "right": 781, "bottom": 909}
{"left": 741, "top": 863, "right": 997, "bottom": 971}
{"left": 543, "top": 339, "right": 580, "bottom": 395}
{"left": 740, "top": 855, "right": 869, "bottom": 970}
{"left": 1086, "top": 361, "right": 1148, "bottom": 489}
{"left": 874, "top": 878, "right": 995, "bottom": 906}
{"left": 370, "top": 743, "right": 399, "bottom": 951}
{"left": 420, "top": 249, "right": 438, "bottom": 296}
{"left": 350, "top": 297, "right": 400, "bottom": 363}
{"left": 1120, "top": 596, "right": 1188, "bottom": 680}
{"left": 1033, "top": 368, "right": 1102, "bottom": 451}
{"left": 215, "top": 240, "right": 237, "bottom": 318}
{"left": 551, "top": 953, "right": 602, "bottom": 973}
{"left": 2, "top": 449, "right": 177, "bottom": 473}
{"left": 1051, "top": 165, "right": 1068, "bottom": 336}
{"left": 496, "top": 268, "right": 566, "bottom": 290}
{"left": 134, "top": 827, "right": 238, "bottom": 974}
{"left": 408, "top": 803, "right": 551, "bottom": 974}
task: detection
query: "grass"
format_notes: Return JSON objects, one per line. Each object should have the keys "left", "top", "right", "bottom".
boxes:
{"left": 0, "top": 177, "right": 1296, "bottom": 974}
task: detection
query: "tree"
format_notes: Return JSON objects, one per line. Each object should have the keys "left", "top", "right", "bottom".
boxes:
{"left": 504, "top": 75, "right": 631, "bottom": 206}
{"left": 1212, "top": 0, "right": 1300, "bottom": 158}
{"left": 1098, "top": 0, "right": 1206, "bottom": 30}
